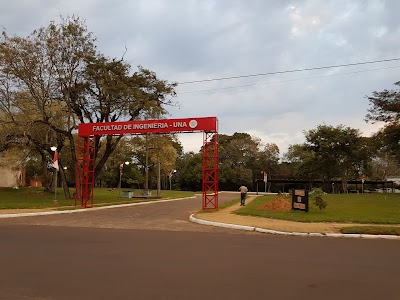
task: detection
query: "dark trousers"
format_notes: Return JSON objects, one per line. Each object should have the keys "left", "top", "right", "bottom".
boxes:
{"left": 240, "top": 193, "right": 246, "bottom": 206}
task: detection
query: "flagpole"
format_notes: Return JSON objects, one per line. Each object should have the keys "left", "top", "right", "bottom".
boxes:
{"left": 51, "top": 147, "right": 58, "bottom": 204}
{"left": 118, "top": 161, "right": 129, "bottom": 199}
{"left": 264, "top": 171, "right": 267, "bottom": 195}
{"left": 169, "top": 169, "right": 176, "bottom": 191}
{"left": 54, "top": 170, "right": 57, "bottom": 203}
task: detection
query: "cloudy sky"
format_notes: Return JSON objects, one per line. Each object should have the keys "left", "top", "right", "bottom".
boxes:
{"left": 1, "top": 0, "right": 399, "bottom": 155}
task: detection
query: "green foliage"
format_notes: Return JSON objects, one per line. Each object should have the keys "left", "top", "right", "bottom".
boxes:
{"left": 175, "top": 152, "right": 202, "bottom": 191}
{"left": 372, "top": 123, "right": 400, "bottom": 165}
{"left": 172, "top": 132, "right": 280, "bottom": 192}
{"left": 367, "top": 133, "right": 400, "bottom": 180}
{"left": 310, "top": 188, "right": 327, "bottom": 210}
{"left": 285, "top": 124, "right": 370, "bottom": 192}
{"left": 218, "top": 133, "right": 280, "bottom": 190}
{"left": 128, "top": 135, "right": 180, "bottom": 190}
{"left": 284, "top": 144, "right": 319, "bottom": 180}
{"left": 218, "top": 133, "right": 257, "bottom": 189}
{"left": 366, "top": 82, "right": 400, "bottom": 165}
{"left": 366, "top": 81, "right": 400, "bottom": 124}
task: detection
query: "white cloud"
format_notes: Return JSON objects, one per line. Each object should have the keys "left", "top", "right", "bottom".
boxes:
{"left": 176, "top": 133, "right": 204, "bottom": 153}
{"left": 1, "top": 0, "right": 399, "bottom": 157}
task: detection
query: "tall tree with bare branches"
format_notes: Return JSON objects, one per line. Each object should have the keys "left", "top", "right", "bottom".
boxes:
{"left": 0, "top": 16, "right": 176, "bottom": 198}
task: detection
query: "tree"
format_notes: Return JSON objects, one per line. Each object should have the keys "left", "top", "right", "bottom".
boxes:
{"left": 366, "top": 81, "right": 400, "bottom": 124}
{"left": 0, "top": 90, "right": 65, "bottom": 191}
{"left": 285, "top": 125, "right": 370, "bottom": 192}
{"left": 218, "top": 133, "right": 259, "bottom": 190}
{"left": 306, "top": 124, "right": 370, "bottom": 192}
{"left": 175, "top": 152, "right": 202, "bottom": 191}
{"left": 217, "top": 133, "right": 280, "bottom": 190}
{"left": 370, "top": 123, "right": 400, "bottom": 164}
{"left": 284, "top": 144, "right": 321, "bottom": 181}
{"left": 81, "top": 56, "right": 176, "bottom": 178}
{"left": 0, "top": 17, "right": 97, "bottom": 196}
{"left": 367, "top": 130, "right": 400, "bottom": 180}
{"left": 0, "top": 16, "right": 176, "bottom": 199}
{"left": 310, "top": 188, "right": 327, "bottom": 210}
{"left": 94, "top": 137, "right": 136, "bottom": 188}
{"left": 129, "top": 135, "right": 179, "bottom": 190}
{"left": 366, "top": 81, "right": 400, "bottom": 164}
{"left": 257, "top": 143, "right": 280, "bottom": 178}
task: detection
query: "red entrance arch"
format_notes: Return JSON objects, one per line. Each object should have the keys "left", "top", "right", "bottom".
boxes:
{"left": 75, "top": 117, "right": 218, "bottom": 210}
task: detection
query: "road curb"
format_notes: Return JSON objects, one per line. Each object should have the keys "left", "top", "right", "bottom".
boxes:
{"left": 190, "top": 214, "right": 400, "bottom": 240}
{"left": 189, "top": 214, "right": 255, "bottom": 231}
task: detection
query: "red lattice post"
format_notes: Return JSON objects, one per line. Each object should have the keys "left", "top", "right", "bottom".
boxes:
{"left": 76, "top": 117, "right": 218, "bottom": 208}
{"left": 202, "top": 132, "right": 218, "bottom": 209}
{"left": 75, "top": 136, "right": 96, "bottom": 208}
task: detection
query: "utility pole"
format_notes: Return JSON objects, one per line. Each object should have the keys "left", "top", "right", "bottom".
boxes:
{"left": 145, "top": 146, "right": 149, "bottom": 190}
{"left": 157, "top": 152, "right": 161, "bottom": 197}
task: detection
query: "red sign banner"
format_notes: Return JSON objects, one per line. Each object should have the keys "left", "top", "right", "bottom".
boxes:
{"left": 78, "top": 117, "right": 218, "bottom": 136}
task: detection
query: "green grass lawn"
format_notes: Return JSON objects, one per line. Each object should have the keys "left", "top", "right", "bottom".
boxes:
{"left": 0, "top": 187, "right": 196, "bottom": 210}
{"left": 234, "top": 193, "right": 400, "bottom": 235}
{"left": 236, "top": 193, "right": 400, "bottom": 224}
{"left": 340, "top": 226, "right": 400, "bottom": 236}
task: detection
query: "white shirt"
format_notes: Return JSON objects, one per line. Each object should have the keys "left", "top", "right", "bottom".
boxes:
{"left": 239, "top": 186, "right": 248, "bottom": 193}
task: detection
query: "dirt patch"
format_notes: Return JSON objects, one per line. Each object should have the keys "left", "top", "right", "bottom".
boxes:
{"left": 259, "top": 198, "right": 292, "bottom": 212}
{"left": 0, "top": 208, "right": 55, "bottom": 214}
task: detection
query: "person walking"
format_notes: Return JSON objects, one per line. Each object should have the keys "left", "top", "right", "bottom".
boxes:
{"left": 239, "top": 184, "right": 248, "bottom": 206}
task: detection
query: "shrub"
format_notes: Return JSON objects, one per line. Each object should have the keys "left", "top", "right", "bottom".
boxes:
{"left": 311, "top": 187, "right": 327, "bottom": 210}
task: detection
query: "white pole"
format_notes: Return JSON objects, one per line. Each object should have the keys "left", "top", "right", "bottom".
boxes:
{"left": 54, "top": 170, "right": 58, "bottom": 203}
{"left": 157, "top": 154, "right": 161, "bottom": 197}
{"left": 264, "top": 171, "right": 267, "bottom": 194}
{"left": 265, "top": 180, "right": 267, "bottom": 194}
{"left": 118, "top": 171, "right": 122, "bottom": 199}
{"left": 50, "top": 146, "right": 58, "bottom": 203}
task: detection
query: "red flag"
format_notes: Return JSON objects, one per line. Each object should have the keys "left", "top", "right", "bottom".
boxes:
{"left": 120, "top": 163, "right": 124, "bottom": 175}
{"left": 52, "top": 150, "right": 59, "bottom": 171}
{"left": 169, "top": 170, "right": 173, "bottom": 178}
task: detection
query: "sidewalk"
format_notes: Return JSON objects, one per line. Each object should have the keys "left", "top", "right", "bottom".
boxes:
{"left": 191, "top": 196, "right": 400, "bottom": 239}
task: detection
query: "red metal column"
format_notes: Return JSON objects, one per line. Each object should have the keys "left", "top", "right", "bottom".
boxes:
{"left": 202, "top": 132, "right": 218, "bottom": 209}
{"left": 75, "top": 136, "right": 96, "bottom": 208}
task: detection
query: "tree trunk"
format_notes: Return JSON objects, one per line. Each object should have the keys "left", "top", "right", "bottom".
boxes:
{"left": 59, "top": 162, "right": 71, "bottom": 200}
{"left": 341, "top": 171, "right": 348, "bottom": 193}
{"left": 41, "top": 153, "right": 53, "bottom": 192}
{"left": 94, "top": 135, "right": 124, "bottom": 177}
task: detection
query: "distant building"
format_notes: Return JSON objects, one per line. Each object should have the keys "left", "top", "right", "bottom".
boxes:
{"left": 387, "top": 176, "right": 400, "bottom": 185}
{"left": 30, "top": 178, "right": 42, "bottom": 187}
{"left": 0, "top": 166, "right": 25, "bottom": 187}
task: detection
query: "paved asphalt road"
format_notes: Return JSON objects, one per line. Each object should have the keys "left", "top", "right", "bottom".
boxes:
{"left": 0, "top": 194, "right": 399, "bottom": 300}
